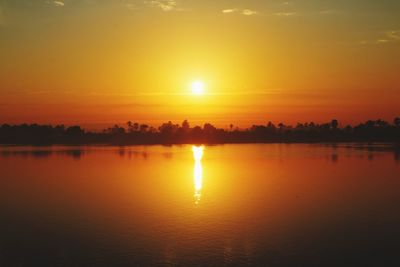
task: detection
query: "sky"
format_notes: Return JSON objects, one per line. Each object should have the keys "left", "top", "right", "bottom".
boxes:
{"left": 0, "top": 0, "right": 399, "bottom": 129}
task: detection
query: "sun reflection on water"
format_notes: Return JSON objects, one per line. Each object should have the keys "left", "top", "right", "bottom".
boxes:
{"left": 192, "top": 145, "right": 204, "bottom": 205}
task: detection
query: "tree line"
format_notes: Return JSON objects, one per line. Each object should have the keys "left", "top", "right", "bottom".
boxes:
{"left": 0, "top": 118, "right": 399, "bottom": 145}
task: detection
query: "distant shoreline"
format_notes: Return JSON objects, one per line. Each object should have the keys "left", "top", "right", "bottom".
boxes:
{"left": 1, "top": 119, "right": 399, "bottom": 146}
{"left": 1, "top": 141, "right": 400, "bottom": 147}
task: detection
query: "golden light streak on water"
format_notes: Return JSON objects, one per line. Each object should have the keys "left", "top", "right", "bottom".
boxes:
{"left": 192, "top": 145, "right": 204, "bottom": 205}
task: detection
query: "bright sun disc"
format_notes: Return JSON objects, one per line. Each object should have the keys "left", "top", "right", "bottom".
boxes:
{"left": 191, "top": 81, "right": 205, "bottom": 95}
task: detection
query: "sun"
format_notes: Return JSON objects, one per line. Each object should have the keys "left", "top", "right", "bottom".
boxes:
{"left": 191, "top": 81, "right": 205, "bottom": 95}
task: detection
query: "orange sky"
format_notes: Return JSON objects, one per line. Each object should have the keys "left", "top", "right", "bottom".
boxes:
{"left": 0, "top": 1, "right": 399, "bottom": 129}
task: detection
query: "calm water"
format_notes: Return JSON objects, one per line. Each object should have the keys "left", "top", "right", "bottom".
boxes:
{"left": 1, "top": 144, "right": 400, "bottom": 266}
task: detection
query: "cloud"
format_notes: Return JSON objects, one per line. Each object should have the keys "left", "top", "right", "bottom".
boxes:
{"left": 374, "top": 30, "right": 400, "bottom": 44}
{"left": 274, "top": 12, "right": 297, "bottom": 16}
{"left": 358, "top": 39, "right": 388, "bottom": 46}
{"left": 53, "top": 1, "right": 65, "bottom": 7}
{"left": 242, "top": 9, "right": 257, "bottom": 16}
{"left": 222, "top": 8, "right": 258, "bottom": 16}
{"left": 144, "top": 0, "right": 178, "bottom": 12}
{"left": 222, "top": 9, "right": 237, "bottom": 14}
{"left": 359, "top": 30, "right": 400, "bottom": 46}
{"left": 386, "top": 30, "right": 400, "bottom": 40}
{"left": 376, "top": 39, "right": 389, "bottom": 44}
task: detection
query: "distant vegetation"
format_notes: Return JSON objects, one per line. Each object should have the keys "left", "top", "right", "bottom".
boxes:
{"left": 1, "top": 118, "right": 400, "bottom": 145}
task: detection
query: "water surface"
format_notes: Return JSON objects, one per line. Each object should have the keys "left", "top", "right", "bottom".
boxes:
{"left": 1, "top": 144, "right": 400, "bottom": 266}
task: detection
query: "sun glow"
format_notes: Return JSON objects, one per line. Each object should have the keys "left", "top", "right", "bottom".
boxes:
{"left": 191, "top": 81, "right": 205, "bottom": 95}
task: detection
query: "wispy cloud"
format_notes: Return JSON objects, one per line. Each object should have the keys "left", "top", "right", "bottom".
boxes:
{"left": 376, "top": 39, "right": 389, "bottom": 44}
{"left": 376, "top": 30, "right": 400, "bottom": 44}
{"left": 53, "top": 1, "right": 65, "bottom": 7}
{"left": 222, "top": 8, "right": 258, "bottom": 16}
{"left": 222, "top": 9, "right": 237, "bottom": 14}
{"left": 274, "top": 12, "right": 297, "bottom": 16}
{"left": 242, "top": 9, "right": 257, "bottom": 16}
{"left": 359, "top": 30, "right": 400, "bottom": 46}
{"left": 144, "top": 0, "right": 179, "bottom": 12}
{"left": 386, "top": 30, "right": 400, "bottom": 41}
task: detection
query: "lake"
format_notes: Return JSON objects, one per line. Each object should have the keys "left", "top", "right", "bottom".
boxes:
{"left": 1, "top": 144, "right": 400, "bottom": 266}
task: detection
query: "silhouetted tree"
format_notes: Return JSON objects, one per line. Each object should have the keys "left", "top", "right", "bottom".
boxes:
{"left": 139, "top": 124, "right": 149, "bottom": 133}
{"left": 331, "top": 119, "right": 339, "bottom": 130}
{"left": 66, "top": 126, "right": 84, "bottom": 137}
{"left": 107, "top": 125, "right": 125, "bottom": 135}
{"left": 203, "top": 123, "right": 216, "bottom": 133}
{"left": 182, "top": 120, "right": 190, "bottom": 131}
{"left": 127, "top": 121, "right": 133, "bottom": 132}
{"left": 394, "top": 117, "right": 400, "bottom": 127}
